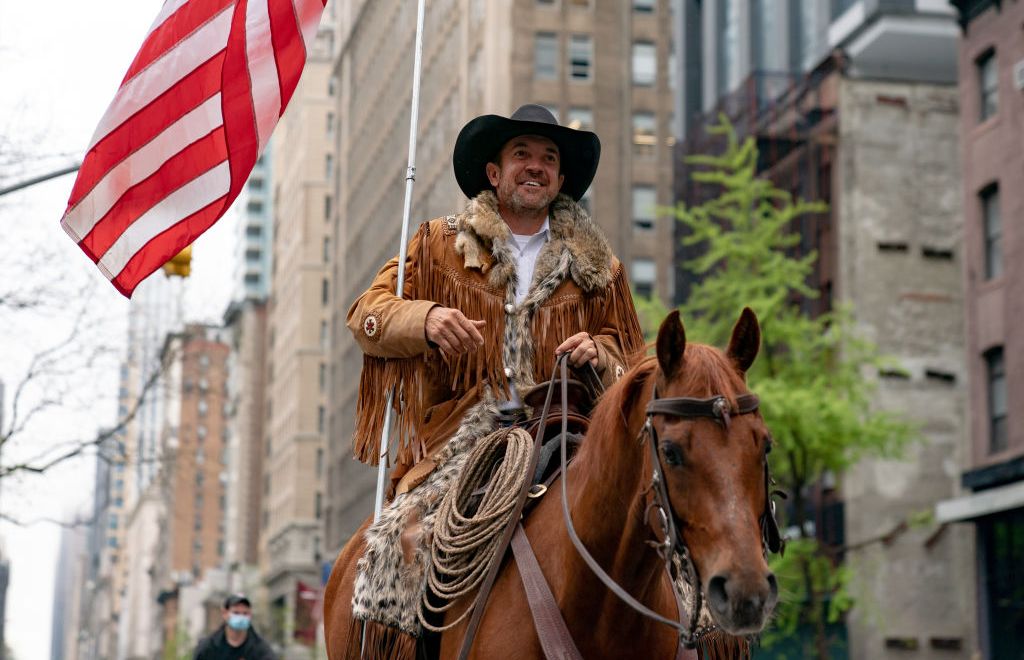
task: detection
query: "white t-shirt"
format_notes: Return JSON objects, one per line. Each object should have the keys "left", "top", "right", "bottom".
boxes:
{"left": 509, "top": 217, "right": 550, "bottom": 305}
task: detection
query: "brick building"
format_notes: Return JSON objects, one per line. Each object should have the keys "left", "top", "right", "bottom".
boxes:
{"left": 936, "top": 2, "right": 1024, "bottom": 658}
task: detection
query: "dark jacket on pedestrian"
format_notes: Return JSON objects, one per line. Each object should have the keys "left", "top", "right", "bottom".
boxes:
{"left": 193, "top": 624, "right": 277, "bottom": 660}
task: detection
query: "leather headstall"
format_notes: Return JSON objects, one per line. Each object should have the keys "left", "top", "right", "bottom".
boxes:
{"left": 641, "top": 385, "right": 786, "bottom": 647}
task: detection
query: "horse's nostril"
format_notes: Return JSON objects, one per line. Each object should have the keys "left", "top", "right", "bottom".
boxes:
{"left": 766, "top": 573, "right": 778, "bottom": 601}
{"left": 707, "top": 574, "right": 729, "bottom": 612}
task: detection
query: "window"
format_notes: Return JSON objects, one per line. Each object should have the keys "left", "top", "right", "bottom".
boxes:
{"left": 109, "top": 515, "right": 118, "bottom": 530}
{"left": 569, "top": 35, "right": 592, "bottom": 81}
{"left": 717, "top": 0, "right": 738, "bottom": 94}
{"left": 319, "top": 363, "right": 326, "bottom": 392}
{"left": 633, "top": 0, "right": 654, "bottom": 12}
{"left": 978, "top": 50, "right": 997, "bottom": 121}
{"left": 248, "top": 177, "right": 264, "bottom": 190}
{"left": 537, "top": 0, "right": 556, "bottom": 5}
{"left": 326, "top": 112, "right": 335, "bottom": 136}
{"left": 981, "top": 185, "right": 1001, "bottom": 280}
{"left": 631, "top": 258, "right": 656, "bottom": 298}
{"left": 244, "top": 273, "right": 260, "bottom": 285}
{"left": 567, "top": 107, "right": 593, "bottom": 131}
{"left": 325, "top": 153, "right": 333, "bottom": 180}
{"left": 534, "top": 32, "right": 558, "bottom": 80}
{"left": 321, "top": 278, "right": 329, "bottom": 305}
{"left": 324, "top": 194, "right": 332, "bottom": 222}
{"left": 632, "top": 186, "right": 657, "bottom": 231}
{"left": 245, "top": 225, "right": 262, "bottom": 238}
{"left": 568, "top": 0, "right": 590, "bottom": 6}
{"left": 985, "top": 347, "right": 1006, "bottom": 454}
{"left": 632, "top": 42, "right": 656, "bottom": 86}
{"left": 323, "top": 237, "right": 330, "bottom": 263}
{"left": 246, "top": 200, "right": 264, "bottom": 214}
{"left": 318, "top": 405, "right": 326, "bottom": 433}
{"left": 315, "top": 492, "right": 323, "bottom": 519}
{"left": 320, "top": 320, "right": 328, "bottom": 349}
{"left": 633, "top": 112, "right": 656, "bottom": 157}
{"left": 316, "top": 448, "right": 324, "bottom": 478}
{"left": 245, "top": 248, "right": 261, "bottom": 262}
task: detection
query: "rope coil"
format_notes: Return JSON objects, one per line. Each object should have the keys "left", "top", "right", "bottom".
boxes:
{"left": 419, "top": 426, "right": 534, "bottom": 632}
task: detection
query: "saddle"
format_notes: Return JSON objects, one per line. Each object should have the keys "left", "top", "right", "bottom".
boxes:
{"left": 522, "top": 367, "right": 602, "bottom": 487}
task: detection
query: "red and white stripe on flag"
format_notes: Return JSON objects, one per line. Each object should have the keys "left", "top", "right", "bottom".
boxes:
{"left": 60, "top": 0, "right": 327, "bottom": 297}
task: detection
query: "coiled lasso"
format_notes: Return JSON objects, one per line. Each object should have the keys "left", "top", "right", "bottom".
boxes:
{"left": 419, "top": 426, "right": 534, "bottom": 632}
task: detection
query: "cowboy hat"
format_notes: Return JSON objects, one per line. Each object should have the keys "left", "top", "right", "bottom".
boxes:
{"left": 452, "top": 104, "right": 600, "bottom": 201}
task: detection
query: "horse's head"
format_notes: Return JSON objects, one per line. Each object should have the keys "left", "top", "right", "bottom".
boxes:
{"left": 651, "top": 308, "right": 777, "bottom": 636}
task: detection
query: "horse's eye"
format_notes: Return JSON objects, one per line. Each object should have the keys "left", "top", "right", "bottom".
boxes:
{"left": 764, "top": 434, "right": 773, "bottom": 455}
{"left": 661, "top": 442, "right": 684, "bottom": 467}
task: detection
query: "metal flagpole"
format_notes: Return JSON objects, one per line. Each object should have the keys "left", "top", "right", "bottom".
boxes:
{"left": 373, "top": 0, "right": 428, "bottom": 522}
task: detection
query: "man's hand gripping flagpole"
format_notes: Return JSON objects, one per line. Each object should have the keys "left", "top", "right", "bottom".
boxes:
{"left": 374, "top": 0, "right": 428, "bottom": 523}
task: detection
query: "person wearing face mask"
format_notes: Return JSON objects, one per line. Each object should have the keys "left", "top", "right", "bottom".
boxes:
{"left": 193, "top": 594, "right": 277, "bottom": 660}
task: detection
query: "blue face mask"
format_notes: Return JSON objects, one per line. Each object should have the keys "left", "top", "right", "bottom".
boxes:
{"left": 227, "top": 613, "right": 251, "bottom": 631}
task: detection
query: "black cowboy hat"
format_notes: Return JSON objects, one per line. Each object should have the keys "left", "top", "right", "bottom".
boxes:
{"left": 453, "top": 104, "right": 600, "bottom": 201}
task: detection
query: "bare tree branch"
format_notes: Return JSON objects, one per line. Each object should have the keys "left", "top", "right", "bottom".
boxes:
{"left": 0, "top": 350, "right": 172, "bottom": 479}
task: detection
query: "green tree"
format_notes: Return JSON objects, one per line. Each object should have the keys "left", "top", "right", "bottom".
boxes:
{"left": 649, "top": 117, "right": 915, "bottom": 659}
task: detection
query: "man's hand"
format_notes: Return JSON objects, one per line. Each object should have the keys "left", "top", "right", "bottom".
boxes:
{"left": 555, "top": 332, "right": 598, "bottom": 368}
{"left": 425, "top": 307, "right": 486, "bottom": 356}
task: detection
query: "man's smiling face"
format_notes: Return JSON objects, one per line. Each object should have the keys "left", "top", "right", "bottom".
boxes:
{"left": 486, "top": 134, "right": 565, "bottom": 215}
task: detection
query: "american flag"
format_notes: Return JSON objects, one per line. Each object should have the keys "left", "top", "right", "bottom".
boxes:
{"left": 60, "top": 0, "right": 328, "bottom": 297}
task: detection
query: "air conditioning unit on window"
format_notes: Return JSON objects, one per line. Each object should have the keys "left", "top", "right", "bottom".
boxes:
{"left": 1014, "top": 59, "right": 1024, "bottom": 91}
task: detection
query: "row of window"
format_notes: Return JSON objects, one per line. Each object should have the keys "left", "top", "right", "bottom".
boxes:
{"left": 536, "top": 105, "right": 668, "bottom": 157}
{"left": 534, "top": 34, "right": 665, "bottom": 87}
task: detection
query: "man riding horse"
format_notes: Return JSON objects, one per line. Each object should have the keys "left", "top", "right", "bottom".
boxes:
{"left": 347, "top": 104, "right": 645, "bottom": 496}
{"left": 329, "top": 105, "right": 781, "bottom": 660}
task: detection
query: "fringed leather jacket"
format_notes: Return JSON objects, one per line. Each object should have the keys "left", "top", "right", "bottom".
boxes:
{"left": 347, "top": 191, "right": 645, "bottom": 493}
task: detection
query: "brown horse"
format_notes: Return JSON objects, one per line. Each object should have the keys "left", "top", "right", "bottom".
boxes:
{"left": 324, "top": 308, "right": 778, "bottom": 659}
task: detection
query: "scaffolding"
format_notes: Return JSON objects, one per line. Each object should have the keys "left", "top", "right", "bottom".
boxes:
{"left": 675, "top": 55, "right": 844, "bottom": 318}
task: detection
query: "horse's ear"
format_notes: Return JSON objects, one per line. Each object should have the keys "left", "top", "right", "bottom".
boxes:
{"left": 656, "top": 310, "right": 686, "bottom": 378}
{"left": 727, "top": 307, "right": 760, "bottom": 374}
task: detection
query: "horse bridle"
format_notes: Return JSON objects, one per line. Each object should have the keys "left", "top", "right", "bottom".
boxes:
{"left": 555, "top": 354, "right": 785, "bottom": 650}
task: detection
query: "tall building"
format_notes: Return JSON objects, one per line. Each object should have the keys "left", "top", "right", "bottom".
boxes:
{"left": 222, "top": 298, "right": 268, "bottom": 583}
{"left": 326, "top": 0, "right": 679, "bottom": 555}
{"left": 936, "top": 2, "right": 1024, "bottom": 659}
{"left": 110, "top": 274, "right": 185, "bottom": 659}
{"left": 261, "top": 9, "right": 337, "bottom": 655}
{"left": 222, "top": 137, "right": 275, "bottom": 594}
{"left": 675, "top": 2, "right": 974, "bottom": 657}
{"left": 153, "top": 323, "right": 231, "bottom": 654}
{"left": 234, "top": 143, "right": 275, "bottom": 304}
{"left": 50, "top": 524, "right": 88, "bottom": 660}
{"left": 78, "top": 438, "right": 119, "bottom": 660}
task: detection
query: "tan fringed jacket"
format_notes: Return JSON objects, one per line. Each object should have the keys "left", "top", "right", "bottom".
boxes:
{"left": 347, "top": 191, "right": 645, "bottom": 493}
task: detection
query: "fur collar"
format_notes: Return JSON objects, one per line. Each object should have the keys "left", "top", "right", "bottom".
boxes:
{"left": 453, "top": 191, "right": 613, "bottom": 293}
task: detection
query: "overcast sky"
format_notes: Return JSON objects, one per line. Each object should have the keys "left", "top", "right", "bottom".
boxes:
{"left": 0, "top": 1, "right": 236, "bottom": 657}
